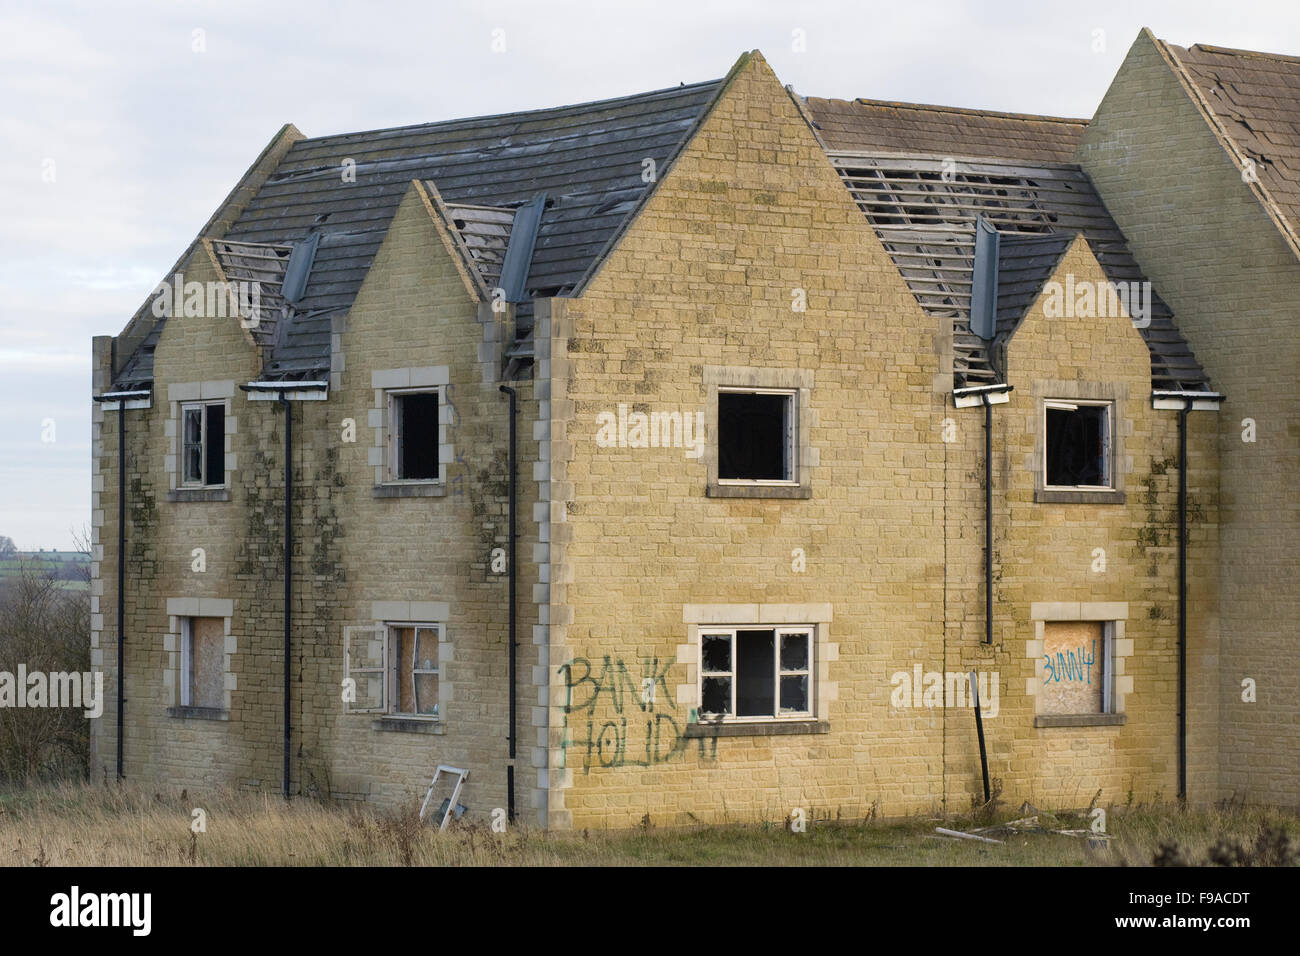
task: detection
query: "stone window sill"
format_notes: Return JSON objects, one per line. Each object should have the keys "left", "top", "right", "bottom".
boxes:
{"left": 167, "top": 488, "right": 230, "bottom": 502}
{"left": 167, "top": 706, "right": 229, "bottom": 721}
{"left": 684, "top": 719, "right": 829, "bottom": 738}
{"left": 372, "top": 716, "right": 445, "bottom": 734}
{"left": 1034, "top": 713, "right": 1126, "bottom": 728}
{"left": 372, "top": 483, "right": 447, "bottom": 499}
{"left": 706, "top": 483, "right": 812, "bottom": 500}
{"left": 1034, "top": 488, "right": 1125, "bottom": 505}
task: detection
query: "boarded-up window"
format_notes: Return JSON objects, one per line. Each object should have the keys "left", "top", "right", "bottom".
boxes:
{"left": 1038, "top": 621, "right": 1107, "bottom": 715}
{"left": 182, "top": 616, "right": 226, "bottom": 709}
{"left": 392, "top": 625, "right": 439, "bottom": 717}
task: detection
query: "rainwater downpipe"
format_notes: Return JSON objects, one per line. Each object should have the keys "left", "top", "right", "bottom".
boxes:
{"left": 499, "top": 385, "right": 518, "bottom": 823}
{"left": 1153, "top": 389, "right": 1223, "bottom": 805}
{"left": 280, "top": 391, "right": 292, "bottom": 800}
{"left": 240, "top": 381, "right": 327, "bottom": 799}
{"left": 983, "top": 393, "right": 994, "bottom": 646}
{"left": 117, "top": 402, "right": 126, "bottom": 779}
{"left": 1177, "top": 398, "right": 1190, "bottom": 804}
{"left": 94, "top": 390, "right": 150, "bottom": 779}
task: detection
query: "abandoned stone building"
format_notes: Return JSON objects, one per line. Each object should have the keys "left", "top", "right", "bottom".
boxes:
{"left": 89, "top": 27, "right": 1298, "bottom": 828}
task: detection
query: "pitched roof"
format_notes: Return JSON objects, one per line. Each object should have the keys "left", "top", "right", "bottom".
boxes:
{"left": 805, "top": 97, "right": 1086, "bottom": 163}
{"left": 1166, "top": 41, "right": 1300, "bottom": 238}
{"left": 113, "top": 79, "right": 723, "bottom": 387}
{"left": 801, "top": 97, "right": 1212, "bottom": 391}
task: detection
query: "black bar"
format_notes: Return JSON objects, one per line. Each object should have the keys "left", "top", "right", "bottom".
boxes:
{"left": 971, "top": 671, "right": 990, "bottom": 803}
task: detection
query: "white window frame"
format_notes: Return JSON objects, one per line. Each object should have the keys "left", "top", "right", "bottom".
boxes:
{"left": 386, "top": 387, "right": 443, "bottom": 484}
{"left": 715, "top": 387, "right": 799, "bottom": 487}
{"left": 343, "top": 623, "right": 387, "bottom": 714}
{"left": 344, "top": 621, "right": 443, "bottom": 720}
{"left": 179, "top": 401, "right": 225, "bottom": 489}
{"left": 179, "top": 617, "right": 193, "bottom": 707}
{"left": 698, "top": 625, "right": 814, "bottom": 722}
{"left": 1042, "top": 398, "right": 1113, "bottom": 491}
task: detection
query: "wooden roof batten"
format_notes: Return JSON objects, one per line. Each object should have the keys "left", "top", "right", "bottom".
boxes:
{"left": 824, "top": 149, "right": 1213, "bottom": 392}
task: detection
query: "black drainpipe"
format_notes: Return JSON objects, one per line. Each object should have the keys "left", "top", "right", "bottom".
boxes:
{"left": 977, "top": 394, "right": 994, "bottom": 803}
{"left": 93, "top": 392, "right": 135, "bottom": 780}
{"left": 241, "top": 382, "right": 310, "bottom": 800}
{"left": 280, "top": 392, "right": 292, "bottom": 800}
{"left": 1177, "top": 399, "right": 1190, "bottom": 804}
{"left": 117, "top": 403, "right": 127, "bottom": 780}
{"left": 983, "top": 394, "right": 994, "bottom": 646}
{"left": 499, "top": 385, "right": 518, "bottom": 822}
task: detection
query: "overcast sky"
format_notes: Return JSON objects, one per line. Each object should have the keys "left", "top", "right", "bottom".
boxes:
{"left": 2, "top": 0, "right": 1297, "bottom": 550}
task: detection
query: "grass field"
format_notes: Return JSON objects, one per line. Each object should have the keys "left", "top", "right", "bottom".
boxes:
{"left": 0, "top": 782, "right": 1295, "bottom": 866}
{"left": 0, "top": 553, "right": 89, "bottom": 592}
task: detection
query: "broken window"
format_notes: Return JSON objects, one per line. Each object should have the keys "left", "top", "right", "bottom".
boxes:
{"left": 180, "top": 402, "right": 225, "bottom": 487}
{"left": 343, "top": 624, "right": 387, "bottom": 713}
{"left": 1044, "top": 400, "right": 1111, "bottom": 488}
{"left": 343, "top": 622, "right": 442, "bottom": 719}
{"left": 699, "top": 627, "right": 813, "bottom": 719}
{"left": 1037, "top": 621, "right": 1112, "bottom": 715}
{"left": 389, "top": 390, "right": 440, "bottom": 481}
{"left": 717, "top": 389, "right": 794, "bottom": 481}
{"left": 181, "top": 616, "right": 225, "bottom": 709}
{"left": 392, "top": 625, "right": 440, "bottom": 717}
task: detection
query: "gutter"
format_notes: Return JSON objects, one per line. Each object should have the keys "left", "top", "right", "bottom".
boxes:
{"left": 244, "top": 380, "right": 328, "bottom": 402}
{"left": 93, "top": 388, "right": 152, "bottom": 779}
{"left": 498, "top": 386, "right": 518, "bottom": 822}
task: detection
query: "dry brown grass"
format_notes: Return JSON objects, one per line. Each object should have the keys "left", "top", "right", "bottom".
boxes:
{"left": 0, "top": 782, "right": 1295, "bottom": 866}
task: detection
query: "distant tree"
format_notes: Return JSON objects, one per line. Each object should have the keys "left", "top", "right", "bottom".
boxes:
{"left": 0, "top": 536, "right": 16, "bottom": 557}
{"left": 0, "top": 559, "right": 90, "bottom": 783}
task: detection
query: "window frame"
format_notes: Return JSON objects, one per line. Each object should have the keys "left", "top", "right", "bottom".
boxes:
{"left": 697, "top": 625, "right": 815, "bottom": 723}
{"left": 388, "top": 621, "right": 441, "bottom": 720}
{"left": 178, "top": 401, "right": 226, "bottom": 489}
{"left": 715, "top": 387, "right": 799, "bottom": 488}
{"left": 385, "top": 387, "right": 443, "bottom": 485}
{"left": 1037, "top": 620, "right": 1115, "bottom": 717}
{"left": 1042, "top": 398, "right": 1114, "bottom": 492}
{"left": 343, "top": 620, "right": 444, "bottom": 721}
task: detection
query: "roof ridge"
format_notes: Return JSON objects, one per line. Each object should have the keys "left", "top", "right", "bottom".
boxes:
{"left": 291, "top": 78, "right": 724, "bottom": 146}
{"left": 807, "top": 95, "right": 1086, "bottom": 126}
{"left": 1186, "top": 42, "right": 1300, "bottom": 65}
